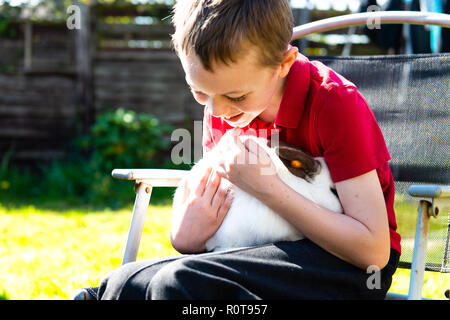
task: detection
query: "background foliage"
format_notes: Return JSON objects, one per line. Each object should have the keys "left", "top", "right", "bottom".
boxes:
{"left": 0, "top": 108, "right": 187, "bottom": 208}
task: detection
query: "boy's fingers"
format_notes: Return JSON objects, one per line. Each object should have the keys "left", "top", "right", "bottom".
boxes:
{"left": 235, "top": 134, "right": 247, "bottom": 151}
{"left": 203, "top": 170, "right": 221, "bottom": 201}
{"left": 194, "top": 166, "right": 213, "bottom": 197}
{"left": 214, "top": 147, "right": 230, "bottom": 180}
{"left": 242, "top": 136, "right": 257, "bottom": 154}
{"left": 244, "top": 136, "right": 270, "bottom": 160}
{"left": 215, "top": 165, "right": 229, "bottom": 181}
{"left": 211, "top": 181, "right": 230, "bottom": 209}
{"left": 216, "top": 189, "right": 234, "bottom": 221}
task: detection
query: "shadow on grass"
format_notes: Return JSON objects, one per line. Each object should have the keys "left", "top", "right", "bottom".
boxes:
{"left": 0, "top": 186, "right": 177, "bottom": 213}
{"left": 0, "top": 146, "right": 191, "bottom": 213}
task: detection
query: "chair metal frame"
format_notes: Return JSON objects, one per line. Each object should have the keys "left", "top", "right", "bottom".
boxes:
{"left": 75, "top": 11, "right": 450, "bottom": 300}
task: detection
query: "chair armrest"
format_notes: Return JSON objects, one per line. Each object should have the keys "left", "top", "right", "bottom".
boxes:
{"left": 408, "top": 185, "right": 450, "bottom": 199}
{"left": 408, "top": 184, "right": 450, "bottom": 218}
{"left": 111, "top": 169, "right": 190, "bottom": 265}
{"left": 111, "top": 169, "right": 189, "bottom": 187}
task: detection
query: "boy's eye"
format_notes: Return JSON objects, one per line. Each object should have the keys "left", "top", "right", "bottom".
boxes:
{"left": 188, "top": 85, "right": 246, "bottom": 103}
{"left": 226, "top": 95, "right": 246, "bottom": 102}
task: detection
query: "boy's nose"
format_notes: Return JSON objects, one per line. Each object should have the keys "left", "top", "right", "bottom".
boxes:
{"left": 208, "top": 97, "right": 229, "bottom": 118}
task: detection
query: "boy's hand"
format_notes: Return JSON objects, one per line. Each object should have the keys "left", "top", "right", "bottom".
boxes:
{"left": 215, "top": 128, "right": 279, "bottom": 200}
{"left": 170, "top": 166, "right": 234, "bottom": 253}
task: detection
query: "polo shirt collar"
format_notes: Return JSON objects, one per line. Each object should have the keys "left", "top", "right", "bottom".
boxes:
{"left": 274, "top": 53, "right": 311, "bottom": 129}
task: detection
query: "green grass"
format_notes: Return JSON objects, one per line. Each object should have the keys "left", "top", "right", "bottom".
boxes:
{"left": 0, "top": 197, "right": 448, "bottom": 300}
{"left": 0, "top": 204, "right": 179, "bottom": 300}
{"left": 394, "top": 196, "right": 449, "bottom": 267}
{"left": 389, "top": 268, "right": 449, "bottom": 299}
{"left": 389, "top": 195, "right": 449, "bottom": 299}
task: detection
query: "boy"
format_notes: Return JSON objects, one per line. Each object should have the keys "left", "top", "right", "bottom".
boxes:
{"left": 97, "top": 0, "right": 400, "bottom": 299}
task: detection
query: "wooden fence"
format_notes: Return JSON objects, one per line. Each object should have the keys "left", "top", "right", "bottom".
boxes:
{"left": 0, "top": 4, "right": 201, "bottom": 166}
{"left": 0, "top": 3, "right": 364, "bottom": 165}
{"left": 0, "top": 21, "right": 79, "bottom": 165}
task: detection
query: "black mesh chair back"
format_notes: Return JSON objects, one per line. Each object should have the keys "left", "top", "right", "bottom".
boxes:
{"left": 311, "top": 54, "right": 449, "bottom": 272}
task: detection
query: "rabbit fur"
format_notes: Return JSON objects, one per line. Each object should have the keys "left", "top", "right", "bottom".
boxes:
{"left": 172, "top": 130, "right": 343, "bottom": 252}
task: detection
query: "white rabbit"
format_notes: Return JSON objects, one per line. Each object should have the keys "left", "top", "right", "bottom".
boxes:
{"left": 172, "top": 130, "right": 343, "bottom": 252}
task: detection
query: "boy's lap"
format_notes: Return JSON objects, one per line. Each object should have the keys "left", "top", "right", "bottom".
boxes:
{"left": 98, "top": 239, "right": 391, "bottom": 299}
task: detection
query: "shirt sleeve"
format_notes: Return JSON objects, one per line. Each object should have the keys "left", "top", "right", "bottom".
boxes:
{"left": 317, "top": 86, "right": 391, "bottom": 183}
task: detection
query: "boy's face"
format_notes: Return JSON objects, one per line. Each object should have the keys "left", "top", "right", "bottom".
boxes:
{"left": 179, "top": 46, "right": 295, "bottom": 127}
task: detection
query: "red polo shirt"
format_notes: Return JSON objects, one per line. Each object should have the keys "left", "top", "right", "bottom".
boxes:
{"left": 202, "top": 53, "right": 401, "bottom": 254}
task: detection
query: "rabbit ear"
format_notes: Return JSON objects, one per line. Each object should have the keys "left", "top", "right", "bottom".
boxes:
{"left": 268, "top": 136, "right": 321, "bottom": 181}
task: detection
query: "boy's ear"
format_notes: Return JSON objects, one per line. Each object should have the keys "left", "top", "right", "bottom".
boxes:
{"left": 279, "top": 46, "right": 298, "bottom": 78}
{"left": 267, "top": 135, "right": 320, "bottom": 181}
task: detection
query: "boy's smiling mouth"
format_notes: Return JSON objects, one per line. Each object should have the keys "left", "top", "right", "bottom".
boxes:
{"left": 224, "top": 113, "right": 244, "bottom": 123}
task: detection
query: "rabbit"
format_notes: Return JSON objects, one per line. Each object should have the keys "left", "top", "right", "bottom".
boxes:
{"left": 172, "top": 130, "right": 343, "bottom": 252}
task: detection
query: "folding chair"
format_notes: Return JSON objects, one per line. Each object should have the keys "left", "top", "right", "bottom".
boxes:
{"left": 74, "top": 11, "right": 450, "bottom": 300}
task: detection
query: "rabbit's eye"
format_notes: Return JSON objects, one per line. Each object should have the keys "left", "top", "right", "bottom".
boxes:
{"left": 290, "top": 160, "right": 302, "bottom": 168}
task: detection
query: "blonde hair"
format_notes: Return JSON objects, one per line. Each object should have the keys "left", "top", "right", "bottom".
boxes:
{"left": 171, "top": 0, "right": 293, "bottom": 71}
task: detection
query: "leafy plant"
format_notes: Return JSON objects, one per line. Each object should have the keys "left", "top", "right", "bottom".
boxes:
{"left": 78, "top": 108, "right": 174, "bottom": 173}
{"left": 0, "top": 108, "right": 180, "bottom": 208}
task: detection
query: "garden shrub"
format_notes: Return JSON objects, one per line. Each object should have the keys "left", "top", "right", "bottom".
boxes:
{"left": 0, "top": 109, "right": 183, "bottom": 208}
{"left": 78, "top": 108, "right": 174, "bottom": 173}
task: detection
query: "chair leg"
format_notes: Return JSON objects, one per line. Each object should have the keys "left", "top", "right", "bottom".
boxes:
{"left": 121, "top": 182, "right": 153, "bottom": 265}
{"left": 408, "top": 200, "right": 431, "bottom": 300}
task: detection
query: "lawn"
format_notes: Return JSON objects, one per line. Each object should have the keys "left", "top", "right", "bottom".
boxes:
{"left": 0, "top": 199, "right": 448, "bottom": 300}
{"left": 0, "top": 203, "right": 179, "bottom": 300}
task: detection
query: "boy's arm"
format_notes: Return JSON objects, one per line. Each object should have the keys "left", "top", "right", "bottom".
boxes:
{"left": 262, "top": 169, "right": 391, "bottom": 270}
{"left": 216, "top": 132, "right": 390, "bottom": 270}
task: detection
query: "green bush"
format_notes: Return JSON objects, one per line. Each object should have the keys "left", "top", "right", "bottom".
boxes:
{"left": 0, "top": 109, "right": 184, "bottom": 208}
{"left": 78, "top": 108, "right": 174, "bottom": 172}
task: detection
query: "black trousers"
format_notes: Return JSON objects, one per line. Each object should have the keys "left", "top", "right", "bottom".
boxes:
{"left": 97, "top": 239, "right": 399, "bottom": 300}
